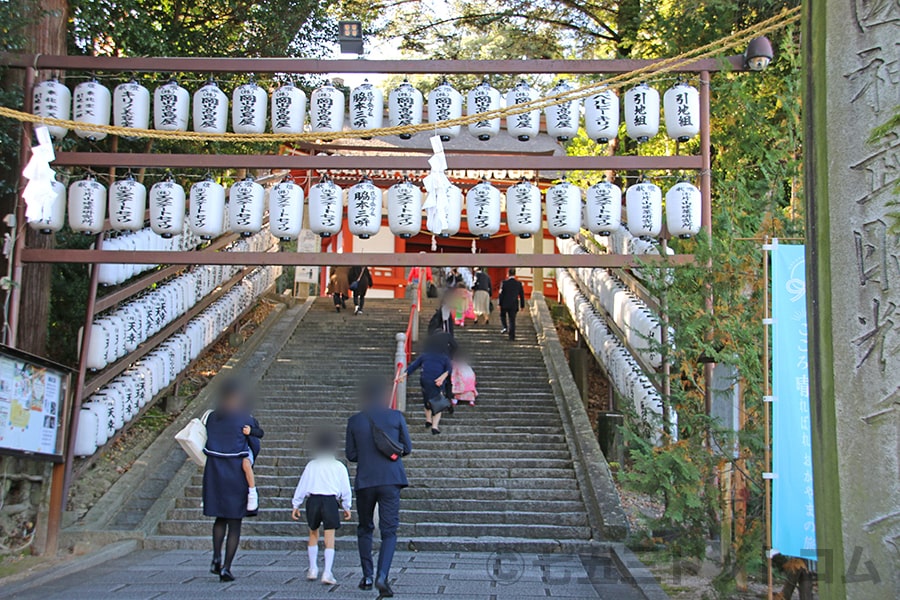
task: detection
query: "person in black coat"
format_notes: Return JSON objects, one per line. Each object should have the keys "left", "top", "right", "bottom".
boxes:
{"left": 498, "top": 268, "right": 526, "bottom": 341}
{"left": 346, "top": 380, "right": 412, "bottom": 597}
{"left": 348, "top": 265, "right": 374, "bottom": 315}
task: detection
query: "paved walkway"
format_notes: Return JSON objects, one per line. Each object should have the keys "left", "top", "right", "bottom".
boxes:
{"left": 6, "top": 549, "right": 645, "bottom": 599}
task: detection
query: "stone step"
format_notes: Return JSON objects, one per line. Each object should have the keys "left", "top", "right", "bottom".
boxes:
{"left": 255, "top": 455, "right": 573, "bottom": 469}
{"left": 181, "top": 485, "right": 585, "bottom": 503}
{"left": 188, "top": 475, "right": 580, "bottom": 491}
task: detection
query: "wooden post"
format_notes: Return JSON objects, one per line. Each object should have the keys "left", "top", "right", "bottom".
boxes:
{"left": 532, "top": 228, "right": 544, "bottom": 297}
{"left": 699, "top": 70, "right": 716, "bottom": 441}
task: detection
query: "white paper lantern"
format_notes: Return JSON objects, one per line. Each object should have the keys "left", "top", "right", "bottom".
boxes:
{"left": 546, "top": 179, "right": 582, "bottom": 239}
{"left": 310, "top": 83, "right": 345, "bottom": 134}
{"left": 466, "top": 180, "right": 501, "bottom": 238}
{"left": 544, "top": 80, "right": 581, "bottom": 141}
{"left": 427, "top": 78, "right": 463, "bottom": 141}
{"left": 387, "top": 178, "right": 422, "bottom": 238}
{"left": 189, "top": 176, "right": 226, "bottom": 239}
{"left": 350, "top": 79, "right": 384, "bottom": 137}
{"left": 308, "top": 177, "right": 343, "bottom": 237}
{"left": 626, "top": 180, "right": 663, "bottom": 239}
{"left": 192, "top": 80, "right": 229, "bottom": 134}
{"left": 33, "top": 79, "right": 71, "bottom": 139}
{"left": 153, "top": 80, "right": 190, "bottom": 131}
{"left": 664, "top": 82, "right": 700, "bottom": 142}
{"left": 28, "top": 180, "right": 66, "bottom": 234}
{"left": 585, "top": 179, "right": 622, "bottom": 236}
{"left": 585, "top": 88, "right": 619, "bottom": 144}
{"left": 232, "top": 80, "right": 268, "bottom": 134}
{"left": 113, "top": 80, "right": 150, "bottom": 131}
{"left": 347, "top": 177, "right": 382, "bottom": 239}
{"left": 665, "top": 180, "right": 701, "bottom": 238}
{"left": 624, "top": 82, "right": 660, "bottom": 143}
{"left": 505, "top": 80, "right": 540, "bottom": 142}
{"left": 268, "top": 178, "right": 304, "bottom": 240}
{"left": 427, "top": 183, "right": 462, "bottom": 237}
{"left": 74, "top": 408, "right": 99, "bottom": 457}
{"left": 228, "top": 176, "right": 265, "bottom": 236}
{"left": 68, "top": 174, "right": 107, "bottom": 235}
{"left": 506, "top": 179, "right": 542, "bottom": 238}
{"left": 271, "top": 82, "right": 306, "bottom": 134}
{"left": 73, "top": 79, "right": 111, "bottom": 140}
{"left": 108, "top": 174, "right": 146, "bottom": 231}
{"left": 149, "top": 174, "right": 186, "bottom": 238}
{"left": 467, "top": 79, "right": 501, "bottom": 141}
{"left": 388, "top": 79, "right": 423, "bottom": 140}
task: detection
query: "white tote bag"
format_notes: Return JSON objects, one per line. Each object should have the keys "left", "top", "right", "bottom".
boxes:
{"left": 175, "top": 409, "right": 212, "bottom": 467}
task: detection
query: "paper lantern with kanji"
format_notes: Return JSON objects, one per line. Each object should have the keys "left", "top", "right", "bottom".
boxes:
{"left": 308, "top": 177, "right": 343, "bottom": 237}
{"left": 73, "top": 79, "right": 111, "bottom": 140}
{"left": 68, "top": 174, "right": 107, "bottom": 235}
{"left": 350, "top": 80, "right": 384, "bottom": 137}
{"left": 585, "top": 179, "right": 622, "bottom": 236}
{"left": 665, "top": 180, "right": 701, "bottom": 238}
{"left": 506, "top": 179, "right": 542, "bottom": 238}
{"left": 428, "top": 183, "right": 462, "bottom": 237}
{"left": 544, "top": 80, "right": 581, "bottom": 141}
{"left": 467, "top": 79, "right": 501, "bottom": 141}
{"left": 33, "top": 79, "right": 71, "bottom": 139}
{"left": 585, "top": 88, "right": 619, "bottom": 144}
{"left": 109, "top": 174, "right": 146, "bottom": 231}
{"left": 113, "top": 80, "right": 150, "bottom": 131}
{"left": 546, "top": 179, "right": 582, "bottom": 239}
{"left": 271, "top": 82, "right": 306, "bottom": 134}
{"left": 310, "top": 83, "right": 345, "bottom": 134}
{"left": 466, "top": 180, "right": 501, "bottom": 238}
{"left": 268, "top": 178, "right": 304, "bottom": 241}
{"left": 663, "top": 82, "right": 700, "bottom": 142}
{"left": 149, "top": 174, "right": 186, "bottom": 238}
{"left": 624, "top": 82, "right": 660, "bottom": 143}
{"left": 625, "top": 180, "right": 663, "bottom": 239}
{"left": 347, "top": 177, "right": 382, "bottom": 239}
{"left": 28, "top": 180, "right": 66, "bottom": 234}
{"left": 388, "top": 79, "right": 423, "bottom": 140}
{"left": 387, "top": 178, "right": 422, "bottom": 238}
{"left": 192, "top": 80, "right": 229, "bottom": 134}
{"left": 232, "top": 81, "right": 268, "bottom": 134}
{"left": 427, "top": 78, "right": 462, "bottom": 141}
{"left": 153, "top": 80, "right": 190, "bottom": 131}
{"left": 505, "top": 80, "right": 540, "bottom": 142}
{"left": 189, "top": 176, "right": 226, "bottom": 239}
{"left": 228, "top": 176, "right": 265, "bottom": 236}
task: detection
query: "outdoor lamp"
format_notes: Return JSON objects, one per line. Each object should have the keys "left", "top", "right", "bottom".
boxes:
{"left": 744, "top": 36, "right": 774, "bottom": 71}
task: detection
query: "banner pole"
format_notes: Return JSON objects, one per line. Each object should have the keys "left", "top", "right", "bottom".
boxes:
{"left": 763, "top": 237, "right": 773, "bottom": 600}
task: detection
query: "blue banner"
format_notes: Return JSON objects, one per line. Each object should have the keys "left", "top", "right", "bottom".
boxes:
{"left": 771, "top": 243, "right": 816, "bottom": 558}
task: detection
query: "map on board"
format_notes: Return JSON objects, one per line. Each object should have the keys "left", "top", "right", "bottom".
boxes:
{"left": 0, "top": 354, "right": 64, "bottom": 457}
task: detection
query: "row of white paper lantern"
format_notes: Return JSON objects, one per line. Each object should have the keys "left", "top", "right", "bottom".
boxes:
{"left": 96, "top": 227, "right": 201, "bottom": 286}
{"left": 33, "top": 76, "right": 699, "bottom": 144}
{"left": 75, "top": 265, "right": 281, "bottom": 455}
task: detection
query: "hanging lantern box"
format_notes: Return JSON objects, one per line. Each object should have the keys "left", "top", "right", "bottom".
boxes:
{"left": 232, "top": 80, "right": 268, "bottom": 134}
{"left": 388, "top": 79, "right": 423, "bottom": 140}
{"left": 387, "top": 178, "right": 422, "bottom": 238}
{"left": 506, "top": 179, "right": 542, "bottom": 239}
{"left": 73, "top": 79, "right": 111, "bottom": 140}
{"left": 108, "top": 174, "right": 146, "bottom": 231}
{"left": 68, "top": 175, "right": 107, "bottom": 235}
{"left": 308, "top": 177, "right": 343, "bottom": 237}
{"left": 544, "top": 80, "right": 581, "bottom": 142}
{"left": 228, "top": 177, "right": 265, "bottom": 236}
{"left": 271, "top": 82, "right": 307, "bottom": 134}
{"left": 347, "top": 177, "right": 382, "bottom": 239}
{"left": 466, "top": 180, "right": 501, "bottom": 239}
{"left": 268, "top": 178, "right": 304, "bottom": 241}
{"left": 585, "top": 179, "right": 622, "bottom": 236}
{"left": 113, "top": 80, "right": 151, "bottom": 132}
{"left": 546, "top": 179, "right": 582, "bottom": 239}
{"left": 428, "top": 79, "right": 463, "bottom": 141}
{"left": 467, "top": 79, "right": 501, "bottom": 141}
{"left": 663, "top": 82, "right": 700, "bottom": 142}
{"left": 153, "top": 80, "right": 190, "bottom": 131}
{"left": 350, "top": 80, "right": 384, "bottom": 138}
{"left": 665, "top": 181, "right": 702, "bottom": 238}
{"left": 310, "top": 83, "right": 345, "bottom": 134}
{"left": 585, "top": 88, "right": 619, "bottom": 144}
{"left": 189, "top": 177, "right": 226, "bottom": 239}
{"left": 150, "top": 175, "right": 186, "bottom": 238}
{"left": 193, "top": 80, "right": 229, "bottom": 134}
{"left": 624, "top": 82, "right": 660, "bottom": 143}
{"left": 33, "top": 79, "right": 71, "bottom": 139}
{"left": 625, "top": 180, "right": 663, "bottom": 239}
{"left": 505, "top": 80, "right": 540, "bottom": 142}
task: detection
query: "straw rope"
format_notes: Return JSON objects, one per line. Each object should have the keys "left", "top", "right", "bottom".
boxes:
{"left": 0, "top": 6, "right": 799, "bottom": 143}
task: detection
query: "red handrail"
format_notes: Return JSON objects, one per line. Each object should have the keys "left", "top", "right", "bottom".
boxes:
{"left": 392, "top": 269, "right": 424, "bottom": 409}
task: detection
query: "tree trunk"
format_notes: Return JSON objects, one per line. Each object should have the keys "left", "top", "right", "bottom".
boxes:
{"left": 616, "top": 0, "right": 641, "bottom": 58}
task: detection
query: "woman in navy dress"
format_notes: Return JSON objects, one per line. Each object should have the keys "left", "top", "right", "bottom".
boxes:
{"left": 405, "top": 347, "right": 452, "bottom": 435}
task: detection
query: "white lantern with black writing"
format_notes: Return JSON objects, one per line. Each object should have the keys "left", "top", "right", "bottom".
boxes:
{"left": 350, "top": 79, "right": 383, "bottom": 137}
{"left": 467, "top": 79, "right": 501, "bottom": 141}
{"left": 113, "top": 79, "right": 150, "bottom": 131}
{"left": 663, "top": 81, "right": 700, "bottom": 142}
{"left": 427, "top": 183, "right": 462, "bottom": 238}
{"left": 625, "top": 179, "right": 663, "bottom": 239}
{"left": 150, "top": 174, "right": 186, "bottom": 238}
{"left": 387, "top": 178, "right": 422, "bottom": 238}
{"left": 310, "top": 82, "right": 345, "bottom": 134}
{"left": 192, "top": 80, "right": 228, "bottom": 134}
{"left": 347, "top": 177, "right": 382, "bottom": 239}
{"left": 308, "top": 176, "right": 343, "bottom": 237}
{"left": 546, "top": 179, "right": 582, "bottom": 239}
{"left": 232, "top": 80, "right": 268, "bottom": 134}
{"left": 505, "top": 80, "right": 540, "bottom": 142}
{"left": 33, "top": 79, "right": 71, "bottom": 139}
{"left": 268, "top": 177, "right": 304, "bottom": 241}
{"left": 108, "top": 173, "right": 146, "bottom": 231}
{"left": 189, "top": 175, "right": 226, "bottom": 239}
{"left": 665, "top": 180, "right": 701, "bottom": 238}
{"left": 466, "top": 179, "right": 501, "bottom": 239}
{"left": 228, "top": 176, "right": 265, "bottom": 236}
{"left": 585, "top": 88, "right": 619, "bottom": 144}
{"left": 73, "top": 79, "right": 111, "bottom": 140}
{"left": 544, "top": 80, "right": 581, "bottom": 141}
{"left": 585, "top": 178, "right": 622, "bottom": 236}
{"left": 68, "top": 174, "right": 106, "bottom": 235}
{"left": 153, "top": 80, "right": 190, "bottom": 131}
{"left": 506, "top": 179, "right": 542, "bottom": 238}
{"left": 427, "top": 78, "right": 463, "bottom": 141}
{"left": 388, "top": 79, "right": 422, "bottom": 140}
{"left": 28, "top": 179, "right": 66, "bottom": 234}
{"left": 271, "top": 82, "right": 306, "bottom": 134}
{"left": 624, "top": 82, "right": 660, "bottom": 143}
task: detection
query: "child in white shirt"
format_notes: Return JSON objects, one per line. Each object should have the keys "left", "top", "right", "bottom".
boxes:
{"left": 291, "top": 431, "right": 352, "bottom": 586}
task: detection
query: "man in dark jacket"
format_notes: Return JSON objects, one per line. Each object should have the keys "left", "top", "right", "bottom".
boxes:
{"left": 348, "top": 265, "right": 374, "bottom": 315}
{"left": 498, "top": 268, "right": 526, "bottom": 341}
{"left": 346, "top": 381, "right": 412, "bottom": 597}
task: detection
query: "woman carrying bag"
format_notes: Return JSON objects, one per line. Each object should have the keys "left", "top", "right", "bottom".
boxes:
{"left": 348, "top": 265, "right": 374, "bottom": 315}
{"left": 402, "top": 349, "right": 452, "bottom": 435}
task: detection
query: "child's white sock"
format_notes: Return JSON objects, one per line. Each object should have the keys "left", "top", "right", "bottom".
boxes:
{"left": 308, "top": 545, "right": 318, "bottom": 570}
{"left": 324, "top": 548, "right": 335, "bottom": 574}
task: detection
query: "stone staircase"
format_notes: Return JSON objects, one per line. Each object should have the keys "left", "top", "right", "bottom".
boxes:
{"left": 150, "top": 297, "right": 598, "bottom": 551}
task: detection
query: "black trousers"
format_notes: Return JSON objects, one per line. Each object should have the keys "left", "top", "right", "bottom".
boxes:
{"left": 500, "top": 308, "right": 518, "bottom": 340}
{"left": 353, "top": 288, "right": 367, "bottom": 310}
{"left": 332, "top": 292, "right": 347, "bottom": 308}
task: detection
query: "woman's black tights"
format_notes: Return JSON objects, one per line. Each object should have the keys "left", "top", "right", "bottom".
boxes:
{"left": 212, "top": 517, "right": 242, "bottom": 569}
